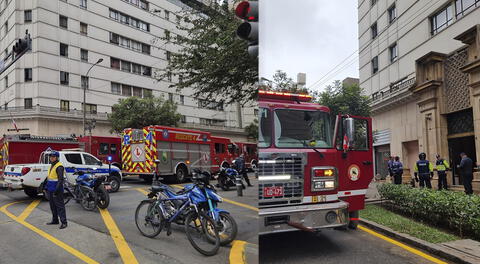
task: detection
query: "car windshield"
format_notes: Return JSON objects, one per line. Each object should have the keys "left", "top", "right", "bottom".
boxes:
{"left": 274, "top": 109, "right": 333, "bottom": 148}
{"left": 259, "top": 107, "right": 272, "bottom": 148}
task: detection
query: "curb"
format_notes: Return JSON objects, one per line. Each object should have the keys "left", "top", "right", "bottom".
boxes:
{"left": 360, "top": 218, "right": 479, "bottom": 264}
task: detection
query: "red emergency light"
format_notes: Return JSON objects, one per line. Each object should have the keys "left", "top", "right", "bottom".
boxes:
{"left": 259, "top": 90, "right": 313, "bottom": 102}
{"left": 235, "top": 1, "right": 257, "bottom": 21}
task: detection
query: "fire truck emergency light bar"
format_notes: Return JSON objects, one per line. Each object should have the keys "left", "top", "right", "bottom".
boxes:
{"left": 259, "top": 90, "right": 312, "bottom": 102}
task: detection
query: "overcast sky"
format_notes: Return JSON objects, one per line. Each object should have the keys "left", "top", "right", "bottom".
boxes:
{"left": 259, "top": 0, "right": 359, "bottom": 92}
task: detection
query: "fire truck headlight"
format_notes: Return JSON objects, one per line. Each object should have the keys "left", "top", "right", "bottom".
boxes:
{"left": 324, "top": 181, "right": 335, "bottom": 189}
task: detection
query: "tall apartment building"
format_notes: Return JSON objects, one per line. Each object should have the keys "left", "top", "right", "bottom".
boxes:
{"left": 0, "top": 0, "right": 256, "bottom": 142}
{"left": 359, "top": 0, "right": 480, "bottom": 190}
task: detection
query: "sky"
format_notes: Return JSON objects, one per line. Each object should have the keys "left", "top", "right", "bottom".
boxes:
{"left": 259, "top": 0, "right": 359, "bottom": 92}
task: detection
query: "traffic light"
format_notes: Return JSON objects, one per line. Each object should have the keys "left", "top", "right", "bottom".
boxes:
{"left": 12, "top": 33, "right": 31, "bottom": 58}
{"left": 235, "top": 1, "right": 258, "bottom": 57}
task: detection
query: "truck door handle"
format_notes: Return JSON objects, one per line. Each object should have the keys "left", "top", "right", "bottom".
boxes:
{"left": 363, "top": 161, "right": 372, "bottom": 165}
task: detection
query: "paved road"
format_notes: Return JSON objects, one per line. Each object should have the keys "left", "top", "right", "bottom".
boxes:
{"left": 0, "top": 174, "right": 258, "bottom": 264}
{"left": 259, "top": 228, "right": 449, "bottom": 264}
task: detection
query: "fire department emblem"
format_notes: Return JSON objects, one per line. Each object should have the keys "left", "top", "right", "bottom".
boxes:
{"left": 348, "top": 164, "right": 360, "bottom": 181}
{"left": 162, "top": 130, "right": 169, "bottom": 139}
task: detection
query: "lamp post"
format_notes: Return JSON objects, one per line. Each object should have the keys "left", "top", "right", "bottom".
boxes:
{"left": 83, "top": 58, "right": 103, "bottom": 136}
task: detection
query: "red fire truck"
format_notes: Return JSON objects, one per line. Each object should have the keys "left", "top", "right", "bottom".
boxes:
{"left": 77, "top": 136, "right": 122, "bottom": 169}
{"left": 0, "top": 135, "right": 82, "bottom": 177}
{"left": 211, "top": 136, "right": 236, "bottom": 170}
{"left": 258, "top": 90, "right": 373, "bottom": 234}
{"left": 235, "top": 142, "right": 258, "bottom": 170}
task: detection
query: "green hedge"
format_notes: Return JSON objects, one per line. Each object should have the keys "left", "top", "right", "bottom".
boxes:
{"left": 378, "top": 184, "right": 480, "bottom": 239}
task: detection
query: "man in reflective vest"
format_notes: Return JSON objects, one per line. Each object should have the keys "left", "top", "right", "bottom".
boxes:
{"left": 45, "top": 151, "right": 67, "bottom": 229}
{"left": 435, "top": 154, "right": 449, "bottom": 190}
{"left": 414, "top": 152, "right": 433, "bottom": 189}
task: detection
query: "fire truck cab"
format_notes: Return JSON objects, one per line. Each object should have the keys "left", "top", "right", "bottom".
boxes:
{"left": 258, "top": 90, "right": 373, "bottom": 234}
{"left": 235, "top": 142, "right": 258, "bottom": 170}
{"left": 211, "top": 136, "right": 236, "bottom": 171}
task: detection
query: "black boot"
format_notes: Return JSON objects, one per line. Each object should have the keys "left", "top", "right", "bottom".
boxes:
{"left": 46, "top": 221, "right": 59, "bottom": 225}
{"left": 59, "top": 223, "right": 68, "bottom": 229}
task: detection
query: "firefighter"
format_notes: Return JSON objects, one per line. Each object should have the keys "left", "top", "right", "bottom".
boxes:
{"left": 435, "top": 154, "right": 449, "bottom": 190}
{"left": 45, "top": 151, "right": 67, "bottom": 229}
{"left": 459, "top": 152, "right": 474, "bottom": 195}
{"left": 392, "top": 156, "right": 403, "bottom": 184}
{"left": 234, "top": 154, "right": 252, "bottom": 187}
{"left": 414, "top": 152, "right": 433, "bottom": 189}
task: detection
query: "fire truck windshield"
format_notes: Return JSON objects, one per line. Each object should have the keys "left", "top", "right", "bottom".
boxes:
{"left": 261, "top": 108, "right": 333, "bottom": 148}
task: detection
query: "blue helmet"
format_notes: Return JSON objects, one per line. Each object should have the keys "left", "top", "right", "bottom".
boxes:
{"left": 50, "top": 151, "right": 60, "bottom": 157}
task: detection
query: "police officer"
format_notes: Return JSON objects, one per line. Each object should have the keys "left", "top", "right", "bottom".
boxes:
{"left": 435, "top": 154, "right": 449, "bottom": 190}
{"left": 459, "top": 152, "right": 474, "bottom": 195}
{"left": 387, "top": 156, "right": 394, "bottom": 179}
{"left": 45, "top": 151, "right": 67, "bottom": 229}
{"left": 392, "top": 156, "right": 403, "bottom": 184}
{"left": 234, "top": 154, "right": 252, "bottom": 187}
{"left": 414, "top": 152, "right": 433, "bottom": 189}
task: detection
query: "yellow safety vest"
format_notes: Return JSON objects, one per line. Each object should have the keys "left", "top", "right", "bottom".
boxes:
{"left": 436, "top": 159, "right": 450, "bottom": 172}
{"left": 48, "top": 162, "right": 64, "bottom": 181}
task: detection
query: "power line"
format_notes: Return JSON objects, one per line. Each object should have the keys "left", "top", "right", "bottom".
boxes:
{"left": 307, "top": 49, "right": 358, "bottom": 90}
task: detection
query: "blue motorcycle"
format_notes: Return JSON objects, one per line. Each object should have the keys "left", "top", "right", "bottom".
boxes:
{"left": 217, "top": 167, "right": 245, "bottom": 191}
{"left": 64, "top": 169, "right": 110, "bottom": 210}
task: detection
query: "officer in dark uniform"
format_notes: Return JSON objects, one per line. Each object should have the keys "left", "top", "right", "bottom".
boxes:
{"left": 392, "top": 156, "right": 403, "bottom": 184}
{"left": 234, "top": 154, "right": 252, "bottom": 187}
{"left": 414, "top": 152, "right": 433, "bottom": 189}
{"left": 44, "top": 151, "right": 68, "bottom": 229}
{"left": 435, "top": 154, "right": 449, "bottom": 190}
{"left": 459, "top": 152, "right": 474, "bottom": 195}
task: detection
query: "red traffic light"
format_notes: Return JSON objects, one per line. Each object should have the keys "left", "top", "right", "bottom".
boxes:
{"left": 235, "top": 1, "right": 258, "bottom": 21}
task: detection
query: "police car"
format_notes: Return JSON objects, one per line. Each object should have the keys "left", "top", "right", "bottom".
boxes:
{"left": 3, "top": 150, "right": 122, "bottom": 198}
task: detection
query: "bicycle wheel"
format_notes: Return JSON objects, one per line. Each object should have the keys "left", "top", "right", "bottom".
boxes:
{"left": 96, "top": 186, "right": 110, "bottom": 209}
{"left": 79, "top": 186, "right": 97, "bottom": 211}
{"left": 217, "top": 212, "right": 238, "bottom": 246}
{"left": 135, "top": 200, "right": 163, "bottom": 238}
{"left": 185, "top": 211, "right": 220, "bottom": 256}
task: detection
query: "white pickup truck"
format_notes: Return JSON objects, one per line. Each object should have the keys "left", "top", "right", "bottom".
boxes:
{"left": 3, "top": 150, "right": 122, "bottom": 198}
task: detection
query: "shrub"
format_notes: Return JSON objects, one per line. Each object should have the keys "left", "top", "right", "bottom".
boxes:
{"left": 378, "top": 184, "right": 480, "bottom": 239}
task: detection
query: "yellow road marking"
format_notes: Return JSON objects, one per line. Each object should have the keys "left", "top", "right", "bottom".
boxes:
{"left": 99, "top": 208, "right": 139, "bottom": 264}
{"left": 171, "top": 184, "right": 259, "bottom": 212}
{"left": 229, "top": 240, "right": 247, "bottom": 264}
{"left": 18, "top": 199, "right": 41, "bottom": 221}
{"left": 358, "top": 225, "right": 448, "bottom": 264}
{"left": 0, "top": 201, "right": 99, "bottom": 264}
{"left": 135, "top": 188, "right": 149, "bottom": 195}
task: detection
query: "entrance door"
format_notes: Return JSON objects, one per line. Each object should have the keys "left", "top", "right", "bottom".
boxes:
{"left": 448, "top": 136, "right": 476, "bottom": 185}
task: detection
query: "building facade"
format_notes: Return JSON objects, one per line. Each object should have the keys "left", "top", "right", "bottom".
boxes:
{"left": 0, "top": 0, "right": 256, "bottom": 142}
{"left": 359, "top": 0, "right": 480, "bottom": 191}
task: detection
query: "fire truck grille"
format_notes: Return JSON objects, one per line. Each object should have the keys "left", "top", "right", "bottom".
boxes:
{"left": 258, "top": 157, "right": 303, "bottom": 179}
{"left": 258, "top": 181, "right": 303, "bottom": 206}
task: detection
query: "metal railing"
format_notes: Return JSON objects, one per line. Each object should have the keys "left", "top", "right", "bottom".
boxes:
{"left": 0, "top": 105, "right": 108, "bottom": 120}
{"left": 371, "top": 75, "right": 416, "bottom": 105}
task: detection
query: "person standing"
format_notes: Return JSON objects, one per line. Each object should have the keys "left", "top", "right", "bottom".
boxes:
{"left": 45, "top": 151, "right": 68, "bottom": 229}
{"left": 387, "top": 156, "right": 394, "bottom": 180}
{"left": 392, "top": 156, "right": 403, "bottom": 184}
{"left": 234, "top": 154, "right": 252, "bottom": 187}
{"left": 414, "top": 152, "right": 433, "bottom": 189}
{"left": 459, "top": 152, "right": 474, "bottom": 195}
{"left": 435, "top": 154, "right": 449, "bottom": 190}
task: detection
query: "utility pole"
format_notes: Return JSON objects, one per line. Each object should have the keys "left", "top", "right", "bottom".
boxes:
{"left": 83, "top": 58, "right": 103, "bottom": 136}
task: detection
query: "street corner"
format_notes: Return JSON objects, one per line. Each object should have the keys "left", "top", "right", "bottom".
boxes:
{"left": 229, "top": 240, "right": 259, "bottom": 264}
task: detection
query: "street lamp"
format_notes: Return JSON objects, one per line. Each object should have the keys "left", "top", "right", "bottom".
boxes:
{"left": 83, "top": 58, "right": 103, "bottom": 136}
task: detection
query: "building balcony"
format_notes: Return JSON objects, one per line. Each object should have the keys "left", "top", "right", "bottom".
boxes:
{"left": 370, "top": 75, "right": 417, "bottom": 114}
{"left": 0, "top": 105, "right": 109, "bottom": 121}
{"left": 179, "top": 122, "right": 246, "bottom": 135}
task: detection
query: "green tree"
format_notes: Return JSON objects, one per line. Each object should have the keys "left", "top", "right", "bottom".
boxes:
{"left": 315, "top": 80, "right": 371, "bottom": 117}
{"left": 108, "top": 96, "right": 181, "bottom": 133}
{"left": 264, "top": 70, "right": 308, "bottom": 94}
{"left": 244, "top": 119, "right": 258, "bottom": 140}
{"left": 155, "top": 1, "right": 257, "bottom": 105}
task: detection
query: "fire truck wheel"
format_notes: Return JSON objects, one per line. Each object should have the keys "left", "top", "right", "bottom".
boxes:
{"left": 348, "top": 211, "right": 359, "bottom": 230}
{"left": 108, "top": 175, "right": 121, "bottom": 193}
{"left": 175, "top": 166, "right": 188, "bottom": 183}
{"left": 24, "top": 187, "right": 39, "bottom": 198}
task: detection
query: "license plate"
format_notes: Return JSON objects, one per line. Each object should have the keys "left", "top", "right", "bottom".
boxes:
{"left": 104, "top": 185, "right": 112, "bottom": 190}
{"left": 263, "top": 186, "right": 283, "bottom": 197}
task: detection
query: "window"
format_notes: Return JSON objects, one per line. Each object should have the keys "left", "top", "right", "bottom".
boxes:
{"left": 140, "top": 0, "right": 148, "bottom": 10}
{"left": 59, "top": 15, "right": 68, "bottom": 28}
{"left": 60, "top": 100, "right": 70, "bottom": 112}
{"left": 60, "top": 71, "right": 69, "bottom": 85}
{"left": 132, "top": 41, "right": 142, "bottom": 52}
{"left": 121, "top": 60, "right": 131, "bottom": 72}
{"left": 130, "top": 0, "right": 139, "bottom": 5}
{"left": 110, "top": 32, "right": 119, "bottom": 44}
{"left": 165, "top": 30, "right": 170, "bottom": 41}
{"left": 120, "top": 37, "right": 130, "bottom": 48}
{"left": 370, "top": 22, "right": 377, "bottom": 39}
{"left": 84, "top": 103, "right": 97, "bottom": 114}
{"left": 65, "top": 153, "right": 82, "bottom": 164}
{"left": 83, "top": 154, "right": 100, "bottom": 165}
{"left": 24, "top": 98, "right": 32, "bottom": 109}
{"left": 389, "top": 43, "right": 398, "bottom": 62}
{"left": 143, "top": 89, "right": 152, "bottom": 97}
{"left": 142, "top": 44, "right": 150, "bottom": 54}
{"left": 166, "top": 51, "right": 171, "bottom": 61}
{"left": 371, "top": 56, "right": 379, "bottom": 74}
{"left": 133, "top": 87, "right": 142, "bottom": 97}
{"left": 111, "top": 82, "right": 121, "bottom": 94}
{"left": 132, "top": 63, "right": 141, "bottom": 74}
{"left": 60, "top": 43, "right": 68, "bottom": 57}
{"left": 142, "top": 66, "right": 151, "bottom": 76}
{"left": 81, "top": 76, "right": 89, "bottom": 89}
{"left": 215, "top": 143, "right": 225, "bottom": 154}
{"left": 180, "top": 95, "right": 184, "bottom": 105}
{"left": 81, "top": 49, "right": 88, "bottom": 62}
{"left": 455, "top": 0, "right": 480, "bottom": 17}
{"left": 120, "top": 13, "right": 129, "bottom": 24}
{"left": 4, "top": 76, "right": 8, "bottom": 89}
{"left": 111, "top": 58, "right": 120, "bottom": 69}
{"left": 24, "top": 10, "right": 32, "bottom": 22}
{"left": 24, "top": 68, "right": 32, "bottom": 82}
{"left": 181, "top": 115, "right": 186, "bottom": 123}
{"left": 109, "top": 9, "right": 118, "bottom": 20}
{"left": 168, "top": 93, "right": 173, "bottom": 102}
{"left": 388, "top": 4, "right": 396, "bottom": 23}
{"left": 80, "top": 0, "right": 87, "bottom": 8}
{"left": 122, "top": 85, "right": 132, "bottom": 96}
{"left": 110, "top": 144, "right": 117, "bottom": 155}
{"left": 165, "top": 10, "right": 170, "bottom": 20}
{"left": 431, "top": 4, "right": 453, "bottom": 35}
{"left": 99, "top": 143, "right": 109, "bottom": 155}
{"left": 80, "top": 22, "right": 88, "bottom": 35}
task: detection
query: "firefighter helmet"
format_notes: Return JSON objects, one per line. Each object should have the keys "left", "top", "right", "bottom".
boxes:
{"left": 419, "top": 152, "right": 426, "bottom": 160}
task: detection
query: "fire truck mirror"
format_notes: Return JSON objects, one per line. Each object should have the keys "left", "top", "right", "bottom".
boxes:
{"left": 344, "top": 118, "right": 355, "bottom": 150}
